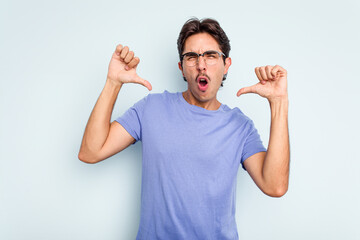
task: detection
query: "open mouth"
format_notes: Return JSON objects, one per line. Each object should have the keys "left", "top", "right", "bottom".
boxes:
{"left": 197, "top": 76, "right": 209, "bottom": 91}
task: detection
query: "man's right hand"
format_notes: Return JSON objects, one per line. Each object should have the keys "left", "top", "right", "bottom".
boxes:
{"left": 107, "top": 44, "right": 152, "bottom": 91}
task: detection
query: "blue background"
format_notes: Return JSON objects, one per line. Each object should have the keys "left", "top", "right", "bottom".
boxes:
{"left": 1, "top": 0, "right": 359, "bottom": 239}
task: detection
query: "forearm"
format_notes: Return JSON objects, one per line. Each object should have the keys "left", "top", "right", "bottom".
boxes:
{"left": 79, "top": 79, "right": 123, "bottom": 160}
{"left": 262, "top": 97, "right": 290, "bottom": 194}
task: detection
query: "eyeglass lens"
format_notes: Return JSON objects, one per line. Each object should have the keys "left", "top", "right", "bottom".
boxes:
{"left": 183, "top": 51, "right": 222, "bottom": 66}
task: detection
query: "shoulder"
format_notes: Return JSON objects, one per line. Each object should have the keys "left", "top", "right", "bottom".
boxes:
{"left": 144, "top": 90, "right": 178, "bottom": 104}
{"left": 147, "top": 90, "right": 177, "bottom": 99}
{"left": 135, "top": 90, "right": 178, "bottom": 113}
{"left": 223, "top": 105, "right": 252, "bottom": 124}
{"left": 220, "top": 105, "right": 259, "bottom": 135}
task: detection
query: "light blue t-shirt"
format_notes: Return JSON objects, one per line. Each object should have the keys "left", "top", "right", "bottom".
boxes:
{"left": 116, "top": 90, "right": 266, "bottom": 240}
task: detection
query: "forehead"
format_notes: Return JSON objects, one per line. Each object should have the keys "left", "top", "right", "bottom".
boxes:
{"left": 183, "top": 32, "right": 221, "bottom": 53}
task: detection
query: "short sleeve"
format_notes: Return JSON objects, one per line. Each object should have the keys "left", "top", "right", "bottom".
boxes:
{"left": 115, "top": 95, "right": 149, "bottom": 143}
{"left": 241, "top": 120, "right": 267, "bottom": 171}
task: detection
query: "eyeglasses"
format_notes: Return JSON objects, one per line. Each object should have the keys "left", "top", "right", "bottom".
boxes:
{"left": 181, "top": 50, "right": 226, "bottom": 67}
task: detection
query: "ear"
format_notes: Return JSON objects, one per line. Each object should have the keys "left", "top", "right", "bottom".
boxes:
{"left": 178, "top": 61, "right": 184, "bottom": 76}
{"left": 224, "top": 57, "right": 232, "bottom": 75}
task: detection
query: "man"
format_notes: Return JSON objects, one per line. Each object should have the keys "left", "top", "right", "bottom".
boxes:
{"left": 78, "top": 18, "right": 289, "bottom": 240}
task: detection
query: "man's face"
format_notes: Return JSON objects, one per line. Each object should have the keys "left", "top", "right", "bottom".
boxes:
{"left": 178, "top": 32, "right": 231, "bottom": 103}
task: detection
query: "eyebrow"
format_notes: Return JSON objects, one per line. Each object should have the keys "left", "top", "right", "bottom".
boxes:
{"left": 183, "top": 49, "right": 220, "bottom": 54}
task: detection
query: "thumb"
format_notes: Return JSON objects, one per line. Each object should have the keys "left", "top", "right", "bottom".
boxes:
{"left": 134, "top": 74, "right": 152, "bottom": 91}
{"left": 236, "top": 84, "right": 257, "bottom": 97}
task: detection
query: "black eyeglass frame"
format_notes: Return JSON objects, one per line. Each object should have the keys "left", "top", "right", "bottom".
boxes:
{"left": 180, "top": 50, "right": 227, "bottom": 64}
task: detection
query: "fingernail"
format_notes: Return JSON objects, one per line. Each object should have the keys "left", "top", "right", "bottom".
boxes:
{"left": 125, "top": 65, "right": 129, "bottom": 71}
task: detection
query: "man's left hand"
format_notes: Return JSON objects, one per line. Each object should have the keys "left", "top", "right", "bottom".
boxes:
{"left": 237, "top": 65, "right": 288, "bottom": 102}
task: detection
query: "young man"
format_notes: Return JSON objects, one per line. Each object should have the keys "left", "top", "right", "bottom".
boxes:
{"left": 78, "top": 18, "right": 289, "bottom": 240}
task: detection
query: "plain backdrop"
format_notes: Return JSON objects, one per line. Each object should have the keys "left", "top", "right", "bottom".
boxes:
{"left": 1, "top": 0, "right": 359, "bottom": 239}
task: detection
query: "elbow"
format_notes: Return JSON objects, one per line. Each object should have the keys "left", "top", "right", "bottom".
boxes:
{"left": 270, "top": 187, "right": 288, "bottom": 198}
{"left": 78, "top": 151, "right": 99, "bottom": 164}
{"left": 264, "top": 185, "right": 288, "bottom": 198}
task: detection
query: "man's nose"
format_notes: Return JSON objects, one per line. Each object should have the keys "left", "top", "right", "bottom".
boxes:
{"left": 196, "top": 56, "right": 206, "bottom": 70}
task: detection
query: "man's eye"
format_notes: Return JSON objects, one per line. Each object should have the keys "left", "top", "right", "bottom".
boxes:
{"left": 205, "top": 52, "right": 218, "bottom": 58}
{"left": 186, "top": 54, "right": 197, "bottom": 60}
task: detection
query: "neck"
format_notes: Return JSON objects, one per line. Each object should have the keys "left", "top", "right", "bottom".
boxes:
{"left": 182, "top": 90, "right": 221, "bottom": 111}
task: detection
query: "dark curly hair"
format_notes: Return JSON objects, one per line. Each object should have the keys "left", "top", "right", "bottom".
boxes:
{"left": 177, "top": 17, "right": 231, "bottom": 87}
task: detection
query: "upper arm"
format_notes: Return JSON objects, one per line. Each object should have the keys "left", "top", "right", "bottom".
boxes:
{"left": 243, "top": 151, "right": 267, "bottom": 193}
{"left": 244, "top": 151, "right": 288, "bottom": 197}
{"left": 93, "top": 121, "right": 136, "bottom": 163}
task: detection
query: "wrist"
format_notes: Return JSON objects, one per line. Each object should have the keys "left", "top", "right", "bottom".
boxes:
{"left": 268, "top": 96, "right": 288, "bottom": 117}
{"left": 104, "top": 78, "right": 123, "bottom": 95}
{"left": 106, "top": 78, "right": 123, "bottom": 89}
{"left": 268, "top": 94, "right": 288, "bottom": 105}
